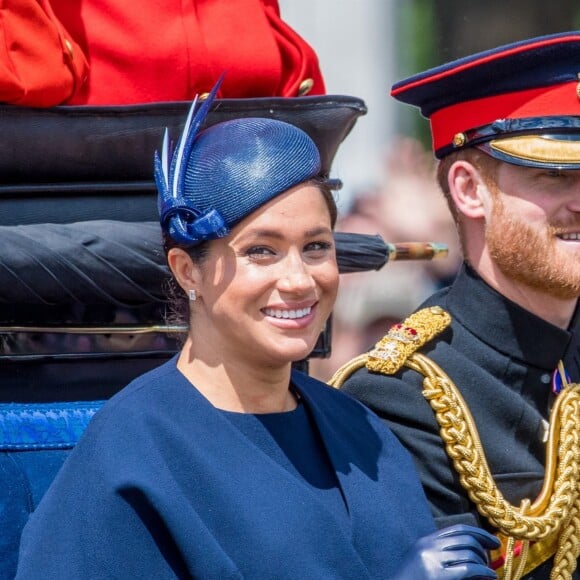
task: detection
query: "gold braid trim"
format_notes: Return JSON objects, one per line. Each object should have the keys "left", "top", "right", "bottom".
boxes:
{"left": 407, "top": 353, "right": 580, "bottom": 580}
{"left": 328, "top": 353, "right": 369, "bottom": 389}
{"left": 328, "top": 307, "right": 580, "bottom": 579}
{"left": 552, "top": 501, "right": 580, "bottom": 579}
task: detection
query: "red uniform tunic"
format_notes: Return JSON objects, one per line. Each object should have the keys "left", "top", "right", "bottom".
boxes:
{"left": 49, "top": 0, "right": 325, "bottom": 104}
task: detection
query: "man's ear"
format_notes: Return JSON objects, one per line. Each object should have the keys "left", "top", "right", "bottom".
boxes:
{"left": 167, "top": 248, "right": 200, "bottom": 292}
{"left": 447, "top": 160, "right": 490, "bottom": 219}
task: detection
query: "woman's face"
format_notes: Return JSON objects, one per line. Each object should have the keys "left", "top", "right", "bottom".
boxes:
{"left": 188, "top": 184, "right": 338, "bottom": 368}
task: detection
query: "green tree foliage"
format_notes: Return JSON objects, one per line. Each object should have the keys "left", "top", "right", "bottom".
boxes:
{"left": 395, "top": 1, "right": 580, "bottom": 146}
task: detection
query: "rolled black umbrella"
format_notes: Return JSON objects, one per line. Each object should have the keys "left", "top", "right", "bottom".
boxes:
{"left": 0, "top": 221, "right": 169, "bottom": 306}
{"left": 334, "top": 231, "right": 448, "bottom": 274}
{"left": 0, "top": 223, "right": 448, "bottom": 305}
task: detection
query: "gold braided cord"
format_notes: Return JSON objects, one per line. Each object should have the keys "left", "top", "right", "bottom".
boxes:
{"left": 552, "top": 501, "right": 580, "bottom": 579}
{"left": 504, "top": 500, "right": 531, "bottom": 580}
{"left": 328, "top": 354, "right": 368, "bottom": 388}
{"left": 405, "top": 353, "right": 580, "bottom": 580}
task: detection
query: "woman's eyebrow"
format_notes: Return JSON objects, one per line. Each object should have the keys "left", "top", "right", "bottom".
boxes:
{"left": 238, "top": 226, "right": 332, "bottom": 241}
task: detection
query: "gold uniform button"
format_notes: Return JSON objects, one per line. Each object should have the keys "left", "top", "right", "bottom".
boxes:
{"left": 541, "top": 419, "right": 549, "bottom": 443}
{"left": 298, "top": 78, "right": 314, "bottom": 96}
{"left": 64, "top": 38, "right": 74, "bottom": 60}
{"left": 198, "top": 92, "right": 211, "bottom": 101}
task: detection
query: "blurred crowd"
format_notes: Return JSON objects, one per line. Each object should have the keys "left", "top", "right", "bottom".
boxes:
{"left": 310, "top": 136, "right": 462, "bottom": 381}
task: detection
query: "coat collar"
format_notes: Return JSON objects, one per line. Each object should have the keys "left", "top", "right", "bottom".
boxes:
{"left": 445, "top": 264, "right": 576, "bottom": 371}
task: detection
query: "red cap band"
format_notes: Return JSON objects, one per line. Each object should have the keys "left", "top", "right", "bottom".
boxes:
{"left": 430, "top": 81, "right": 580, "bottom": 154}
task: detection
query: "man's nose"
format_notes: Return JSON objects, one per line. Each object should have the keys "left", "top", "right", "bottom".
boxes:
{"left": 567, "top": 182, "right": 580, "bottom": 213}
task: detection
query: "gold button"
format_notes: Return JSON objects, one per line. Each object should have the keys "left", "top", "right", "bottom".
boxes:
{"left": 452, "top": 132, "right": 466, "bottom": 148}
{"left": 541, "top": 419, "right": 549, "bottom": 443}
{"left": 64, "top": 38, "right": 74, "bottom": 60}
{"left": 298, "top": 78, "right": 314, "bottom": 96}
{"left": 198, "top": 92, "right": 211, "bottom": 101}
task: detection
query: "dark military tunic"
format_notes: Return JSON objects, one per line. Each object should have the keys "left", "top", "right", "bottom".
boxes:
{"left": 341, "top": 264, "right": 580, "bottom": 580}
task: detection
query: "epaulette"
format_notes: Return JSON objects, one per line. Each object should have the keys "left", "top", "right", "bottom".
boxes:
{"left": 365, "top": 306, "right": 451, "bottom": 375}
{"left": 328, "top": 306, "right": 451, "bottom": 388}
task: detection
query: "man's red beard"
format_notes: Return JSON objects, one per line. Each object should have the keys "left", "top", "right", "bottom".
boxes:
{"left": 486, "top": 194, "right": 580, "bottom": 300}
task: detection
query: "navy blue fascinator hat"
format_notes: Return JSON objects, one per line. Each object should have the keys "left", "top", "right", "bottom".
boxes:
{"left": 155, "top": 79, "right": 322, "bottom": 246}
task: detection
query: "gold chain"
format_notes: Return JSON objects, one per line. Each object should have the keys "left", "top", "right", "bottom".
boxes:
{"left": 406, "top": 353, "right": 580, "bottom": 580}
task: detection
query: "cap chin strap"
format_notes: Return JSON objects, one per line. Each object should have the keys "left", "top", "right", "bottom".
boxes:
{"left": 436, "top": 114, "right": 580, "bottom": 161}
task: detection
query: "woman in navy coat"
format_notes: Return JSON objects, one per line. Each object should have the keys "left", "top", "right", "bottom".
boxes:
{"left": 16, "top": 82, "right": 498, "bottom": 579}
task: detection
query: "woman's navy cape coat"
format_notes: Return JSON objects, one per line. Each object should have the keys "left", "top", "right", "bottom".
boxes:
{"left": 16, "top": 358, "right": 435, "bottom": 579}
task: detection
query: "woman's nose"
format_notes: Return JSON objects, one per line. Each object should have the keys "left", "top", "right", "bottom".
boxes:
{"left": 277, "top": 254, "right": 316, "bottom": 293}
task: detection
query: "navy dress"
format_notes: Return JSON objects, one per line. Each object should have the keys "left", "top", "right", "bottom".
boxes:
{"left": 16, "top": 358, "right": 435, "bottom": 579}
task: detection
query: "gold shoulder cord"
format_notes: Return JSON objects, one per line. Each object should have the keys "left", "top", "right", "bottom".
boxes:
{"left": 329, "top": 307, "right": 580, "bottom": 580}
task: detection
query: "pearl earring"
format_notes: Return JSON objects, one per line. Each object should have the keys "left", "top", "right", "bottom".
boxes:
{"left": 188, "top": 288, "right": 197, "bottom": 302}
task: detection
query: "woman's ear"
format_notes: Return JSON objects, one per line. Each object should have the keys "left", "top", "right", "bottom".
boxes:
{"left": 447, "top": 160, "right": 490, "bottom": 220}
{"left": 167, "top": 248, "right": 200, "bottom": 293}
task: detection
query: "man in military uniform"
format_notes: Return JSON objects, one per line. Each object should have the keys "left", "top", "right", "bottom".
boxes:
{"left": 334, "top": 32, "right": 580, "bottom": 579}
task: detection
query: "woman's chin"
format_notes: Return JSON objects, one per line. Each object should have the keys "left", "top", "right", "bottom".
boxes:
{"left": 266, "top": 338, "right": 318, "bottom": 366}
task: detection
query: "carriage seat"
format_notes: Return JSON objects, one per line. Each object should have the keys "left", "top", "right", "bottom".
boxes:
{"left": 0, "top": 401, "right": 105, "bottom": 578}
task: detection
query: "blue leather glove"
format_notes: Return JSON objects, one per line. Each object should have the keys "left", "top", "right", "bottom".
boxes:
{"left": 395, "top": 524, "right": 500, "bottom": 579}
